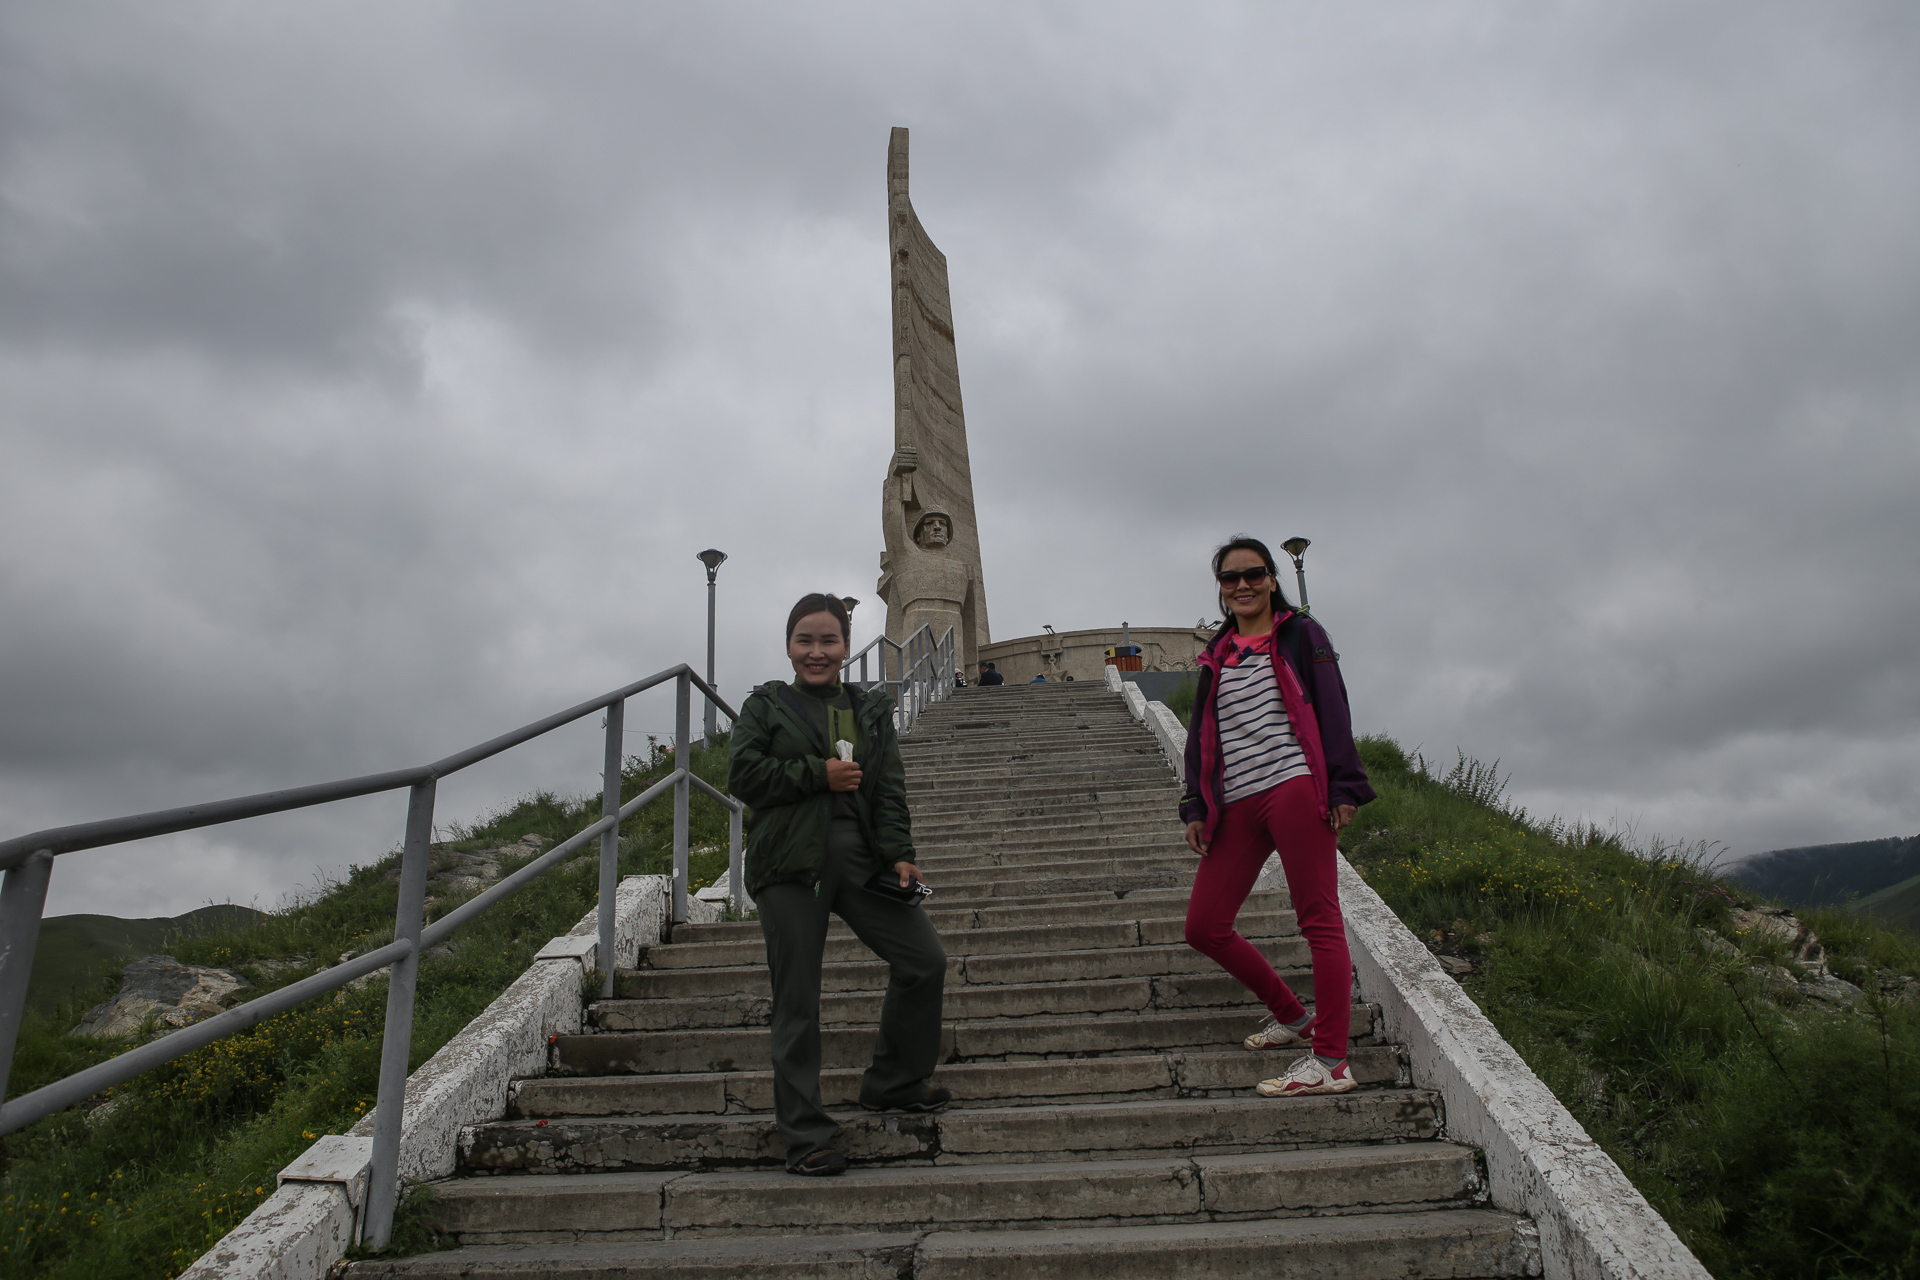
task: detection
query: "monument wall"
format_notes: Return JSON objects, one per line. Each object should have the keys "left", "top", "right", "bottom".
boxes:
{"left": 977, "top": 626, "right": 1214, "bottom": 685}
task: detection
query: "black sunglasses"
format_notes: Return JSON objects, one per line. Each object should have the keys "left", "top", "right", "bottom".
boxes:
{"left": 1215, "top": 566, "right": 1273, "bottom": 587}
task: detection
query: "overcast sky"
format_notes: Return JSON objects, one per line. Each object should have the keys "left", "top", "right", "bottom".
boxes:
{"left": 5, "top": 2, "right": 1917, "bottom": 919}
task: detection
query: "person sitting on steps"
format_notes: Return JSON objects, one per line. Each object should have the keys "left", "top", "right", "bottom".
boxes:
{"left": 1179, "top": 536, "right": 1376, "bottom": 1098}
{"left": 728, "top": 593, "right": 952, "bottom": 1177}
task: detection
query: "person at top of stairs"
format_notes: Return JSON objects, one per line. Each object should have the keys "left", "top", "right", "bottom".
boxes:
{"left": 1180, "top": 537, "right": 1379, "bottom": 1098}
{"left": 728, "top": 592, "right": 952, "bottom": 1178}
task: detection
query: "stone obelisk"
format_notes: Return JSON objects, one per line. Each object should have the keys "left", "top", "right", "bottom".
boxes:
{"left": 876, "top": 126, "right": 991, "bottom": 677}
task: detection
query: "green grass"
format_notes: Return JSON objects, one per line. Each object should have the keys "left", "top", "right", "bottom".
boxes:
{"left": 1, "top": 736, "right": 736, "bottom": 1279}
{"left": 1346, "top": 738, "right": 1920, "bottom": 1279}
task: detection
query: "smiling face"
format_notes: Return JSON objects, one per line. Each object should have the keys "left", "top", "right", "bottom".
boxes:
{"left": 1218, "top": 547, "right": 1277, "bottom": 633}
{"left": 788, "top": 610, "right": 849, "bottom": 686}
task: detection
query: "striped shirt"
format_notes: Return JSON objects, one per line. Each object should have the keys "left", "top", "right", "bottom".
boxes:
{"left": 1216, "top": 643, "right": 1310, "bottom": 804}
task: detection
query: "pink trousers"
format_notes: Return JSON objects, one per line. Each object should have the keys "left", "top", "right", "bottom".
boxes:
{"left": 1183, "top": 775, "right": 1352, "bottom": 1059}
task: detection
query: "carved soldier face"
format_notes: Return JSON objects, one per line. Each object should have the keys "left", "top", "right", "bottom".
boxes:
{"left": 915, "top": 514, "right": 951, "bottom": 549}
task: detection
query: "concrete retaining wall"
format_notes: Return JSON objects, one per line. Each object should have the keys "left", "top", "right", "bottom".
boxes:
{"left": 1133, "top": 695, "right": 1709, "bottom": 1280}
{"left": 181, "top": 874, "right": 671, "bottom": 1280}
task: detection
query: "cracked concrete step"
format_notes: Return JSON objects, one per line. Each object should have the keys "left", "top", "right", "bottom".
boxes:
{"left": 903, "top": 851, "right": 1194, "bottom": 890}
{"left": 912, "top": 820, "right": 1183, "bottom": 852}
{"left": 912, "top": 831, "right": 1188, "bottom": 863}
{"left": 551, "top": 1005, "right": 1379, "bottom": 1076}
{"left": 421, "top": 1145, "right": 1483, "bottom": 1245}
{"left": 908, "top": 803, "right": 1179, "bottom": 835}
{"left": 904, "top": 763, "right": 1172, "bottom": 789}
{"left": 613, "top": 932, "right": 1305, "bottom": 1000}
{"left": 666, "top": 889, "right": 1291, "bottom": 945}
{"left": 348, "top": 1210, "right": 1537, "bottom": 1278}
{"left": 513, "top": 1047, "right": 1407, "bottom": 1118}
{"left": 642, "top": 908, "right": 1294, "bottom": 970}
{"left": 900, "top": 725, "right": 1151, "bottom": 748}
{"left": 460, "top": 1090, "right": 1442, "bottom": 1174}
{"left": 589, "top": 968, "right": 1320, "bottom": 1032}
{"left": 904, "top": 780, "right": 1184, "bottom": 810}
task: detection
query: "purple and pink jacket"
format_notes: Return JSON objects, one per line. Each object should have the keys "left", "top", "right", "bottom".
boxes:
{"left": 1178, "top": 611, "right": 1376, "bottom": 847}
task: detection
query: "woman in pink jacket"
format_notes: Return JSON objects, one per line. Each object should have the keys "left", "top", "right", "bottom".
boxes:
{"left": 1180, "top": 536, "right": 1375, "bottom": 1097}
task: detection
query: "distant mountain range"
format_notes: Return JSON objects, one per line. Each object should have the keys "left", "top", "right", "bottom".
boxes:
{"left": 25, "top": 904, "right": 269, "bottom": 1018}
{"left": 1728, "top": 834, "right": 1920, "bottom": 932}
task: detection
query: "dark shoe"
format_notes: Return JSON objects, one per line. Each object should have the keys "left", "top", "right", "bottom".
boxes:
{"left": 860, "top": 1084, "right": 954, "bottom": 1114}
{"left": 787, "top": 1149, "right": 848, "bottom": 1177}
{"left": 899, "top": 1086, "right": 954, "bottom": 1114}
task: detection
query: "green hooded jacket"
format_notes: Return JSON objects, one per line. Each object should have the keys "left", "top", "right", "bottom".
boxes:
{"left": 729, "top": 679, "right": 917, "bottom": 896}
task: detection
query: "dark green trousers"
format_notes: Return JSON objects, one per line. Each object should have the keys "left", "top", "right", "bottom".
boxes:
{"left": 756, "top": 816, "right": 946, "bottom": 1165}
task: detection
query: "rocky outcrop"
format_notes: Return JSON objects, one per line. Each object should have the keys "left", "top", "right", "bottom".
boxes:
{"left": 1700, "top": 906, "right": 1866, "bottom": 1005}
{"left": 73, "top": 954, "right": 249, "bottom": 1038}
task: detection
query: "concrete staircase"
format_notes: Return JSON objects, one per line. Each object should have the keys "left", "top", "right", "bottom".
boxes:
{"left": 351, "top": 682, "right": 1540, "bottom": 1279}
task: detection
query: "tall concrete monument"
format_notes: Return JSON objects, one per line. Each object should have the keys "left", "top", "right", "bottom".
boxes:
{"left": 876, "top": 127, "right": 991, "bottom": 676}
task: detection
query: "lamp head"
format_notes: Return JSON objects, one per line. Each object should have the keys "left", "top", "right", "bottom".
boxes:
{"left": 840, "top": 596, "right": 859, "bottom": 615}
{"left": 1280, "top": 537, "right": 1310, "bottom": 561}
{"left": 696, "top": 548, "right": 728, "bottom": 576}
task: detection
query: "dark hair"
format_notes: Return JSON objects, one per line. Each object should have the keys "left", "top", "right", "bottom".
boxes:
{"left": 785, "top": 593, "right": 851, "bottom": 643}
{"left": 1211, "top": 535, "right": 1295, "bottom": 624}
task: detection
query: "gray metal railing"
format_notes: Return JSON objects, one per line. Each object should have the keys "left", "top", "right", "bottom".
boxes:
{"left": 0, "top": 662, "right": 743, "bottom": 1250}
{"left": 842, "top": 623, "right": 956, "bottom": 733}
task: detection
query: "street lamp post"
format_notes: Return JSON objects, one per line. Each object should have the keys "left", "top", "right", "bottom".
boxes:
{"left": 697, "top": 549, "right": 727, "bottom": 739}
{"left": 1280, "top": 537, "right": 1311, "bottom": 614}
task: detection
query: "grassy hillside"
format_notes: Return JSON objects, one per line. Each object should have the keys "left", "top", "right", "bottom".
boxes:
{"left": 1, "top": 737, "right": 735, "bottom": 1280}
{"left": 1729, "top": 834, "right": 1920, "bottom": 909}
{"left": 25, "top": 905, "right": 270, "bottom": 1018}
{"left": 1346, "top": 740, "right": 1920, "bottom": 1279}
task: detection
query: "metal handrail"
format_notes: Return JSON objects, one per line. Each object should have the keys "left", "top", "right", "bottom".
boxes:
{"left": 842, "top": 623, "right": 956, "bottom": 734}
{"left": 0, "top": 662, "right": 745, "bottom": 1252}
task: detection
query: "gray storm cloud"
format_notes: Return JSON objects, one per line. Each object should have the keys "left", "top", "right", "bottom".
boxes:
{"left": 3, "top": 1, "right": 1916, "bottom": 917}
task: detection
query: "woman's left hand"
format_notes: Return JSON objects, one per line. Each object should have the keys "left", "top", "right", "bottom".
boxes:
{"left": 1328, "top": 805, "right": 1356, "bottom": 833}
{"left": 892, "top": 861, "right": 921, "bottom": 888}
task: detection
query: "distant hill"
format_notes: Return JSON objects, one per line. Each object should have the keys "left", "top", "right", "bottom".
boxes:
{"left": 1851, "top": 873, "right": 1920, "bottom": 934}
{"left": 26, "top": 903, "right": 269, "bottom": 1017}
{"left": 1728, "top": 834, "right": 1920, "bottom": 913}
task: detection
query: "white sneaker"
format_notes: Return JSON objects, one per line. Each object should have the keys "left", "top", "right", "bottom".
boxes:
{"left": 1243, "top": 1015, "right": 1309, "bottom": 1052}
{"left": 1257, "top": 1056, "right": 1357, "bottom": 1097}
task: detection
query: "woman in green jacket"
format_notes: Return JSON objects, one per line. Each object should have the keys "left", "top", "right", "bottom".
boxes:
{"left": 729, "top": 593, "right": 951, "bottom": 1177}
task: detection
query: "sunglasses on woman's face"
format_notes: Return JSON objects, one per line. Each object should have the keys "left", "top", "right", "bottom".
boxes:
{"left": 1216, "top": 566, "right": 1272, "bottom": 587}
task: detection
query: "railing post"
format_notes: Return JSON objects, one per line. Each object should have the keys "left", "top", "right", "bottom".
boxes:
{"left": 363, "top": 779, "right": 435, "bottom": 1251}
{"left": 727, "top": 803, "right": 744, "bottom": 915}
{"left": 599, "top": 699, "right": 624, "bottom": 999}
{"left": 0, "top": 849, "right": 54, "bottom": 1106}
{"left": 672, "top": 671, "right": 691, "bottom": 925}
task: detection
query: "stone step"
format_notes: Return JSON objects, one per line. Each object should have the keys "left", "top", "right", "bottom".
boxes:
{"left": 904, "top": 761, "right": 1171, "bottom": 788}
{"left": 908, "top": 798, "right": 1178, "bottom": 831}
{"left": 613, "top": 931, "right": 1304, "bottom": 1000}
{"left": 899, "top": 740, "right": 1159, "bottom": 765}
{"left": 589, "top": 969, "right": 1320, "bottom": 1032}
{"left": 646, "top": 907, "right": 1293, "bottom": 970}
{"left": 904, "top": 781, "right": 1184, "bottom": 811}
{"left": 460, "top": 1089, "right": 1441, "bottom": 1174}
{"left": 513, "top": 1046, "right": 1406, "bottom": 1118}
{"left": 551, "top": 1005, "right": 1379, "bottom": 1077}
{"left": 913, "top": 833, "right": 1189, "bottom": 865}
{"left": 421, "top": 1145, "right": 1482, "bottom": 1244}
{"left": 666, "top": 890, "right": 1290, "bottom": 944}
{"left": 912, "top": 850, "right": 1193, "bottom": 889}
{"left": 348, "top": 1209, "right": 1537, "bottom": 1278}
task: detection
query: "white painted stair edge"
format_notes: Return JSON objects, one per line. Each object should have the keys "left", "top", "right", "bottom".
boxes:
{"left": 182, "top": 874, "right": 672, "bottom": 1280}
{"left": 1138, "top": 693, "right": 1711, "bottom": 1280}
